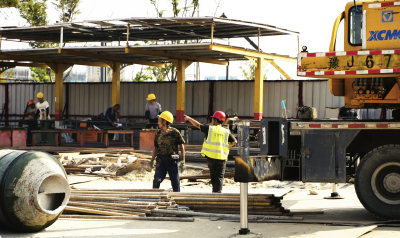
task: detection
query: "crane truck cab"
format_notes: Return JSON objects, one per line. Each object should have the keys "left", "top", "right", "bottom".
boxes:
{"left": 298, "top": 0, "right": 400, "bottom": 109}
{"left": 233, "top": 0, "right": 400, "bottom": 220}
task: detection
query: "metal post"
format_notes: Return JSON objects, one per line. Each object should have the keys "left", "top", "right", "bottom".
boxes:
{"left": 239, "top": 182, "right": 250, "bottom": 235}
{"left": 59, "top": 27, "right": 64, "bottom": 49}
{"left": 238, "top": 121, "right": 250, "bottom": 235}
{"left": 126, "top": 23, "right": 130, "bottom": 48}
{"left": 211, "top": 21, "right": 215, "bottom": 45}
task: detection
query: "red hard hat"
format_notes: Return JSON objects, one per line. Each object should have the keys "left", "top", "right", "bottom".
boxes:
{"left": 211, "top": 111, "right": 226, "bottom": 122}
{"left": 28, "top": 100, "right": 35, "bottom": 105}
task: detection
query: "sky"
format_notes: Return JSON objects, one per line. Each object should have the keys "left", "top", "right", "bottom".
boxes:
{"left": 1, "top": 0, "right": 353, "bottom": 80}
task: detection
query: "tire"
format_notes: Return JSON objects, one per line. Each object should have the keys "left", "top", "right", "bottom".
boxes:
{"left": 355, "top": 145, "right": 400, "bottom": 219}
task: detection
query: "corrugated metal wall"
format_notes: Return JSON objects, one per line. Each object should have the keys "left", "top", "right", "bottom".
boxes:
{"left": 1, "top": 80, "right": 388, "bottom": 121}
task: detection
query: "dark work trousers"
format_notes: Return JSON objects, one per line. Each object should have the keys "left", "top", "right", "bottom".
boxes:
{"left": 206, "top": 157, "right": 226, "bottom": 193}
{"left": 146, "top": 118, "right": 158, "bottom": 129}
{"left": 39, "top": 120, "right": 50, "bottom": 143}
{"left": 152, "top": 155, "right": 180, "bottom": 192}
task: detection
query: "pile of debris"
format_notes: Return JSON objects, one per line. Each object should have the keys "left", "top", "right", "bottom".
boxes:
{"left": 55, "top": 151, "right": 234, "bottom": 181}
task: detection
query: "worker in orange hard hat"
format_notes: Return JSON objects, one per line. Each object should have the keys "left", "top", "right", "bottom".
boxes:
{"left": 23, "top": 100, "right": 36, "bottom": 120}
{"left": 184, "top": 111, "right": 237, "bottom": 193}
{"left": 151, "top": 111, "right": 185, "bottom": 192}
{"left": 21, "top": 99, "right": 37, "bottom": 146}
{"left": 145, "top": 93, "right": 162, "bottom": 129}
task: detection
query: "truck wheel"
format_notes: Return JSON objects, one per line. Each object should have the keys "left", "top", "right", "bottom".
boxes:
{"left": 355, "top": 145, "right": 400, "bottom": 219}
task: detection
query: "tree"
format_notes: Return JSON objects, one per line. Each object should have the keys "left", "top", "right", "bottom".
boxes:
{"left": 53, "top": 0, "right": 80, "bottom": 22}
{"left": 137, "top": 0, "right": 201, "bottom": 81}
{"left": 13, "top": 0, "right": 81, "bottom": 82}
{"left": 240, "top": 61, "right": 268, "bottom": 81}
{"left": 15, "top": 0, "right": 52, "bottom": 82}
{"left": 0, "top": 0, "right": 19, "bottom": 8}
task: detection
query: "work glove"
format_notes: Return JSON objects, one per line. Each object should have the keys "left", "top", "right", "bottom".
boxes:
{"left": 150, "top": 159, "right": 155, "bottom": 169}
{"left": 179, "top": 163, "right": 185, "bottom": 172}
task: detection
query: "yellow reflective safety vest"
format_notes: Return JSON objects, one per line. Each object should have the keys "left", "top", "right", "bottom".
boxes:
{"left": 201, "top": 125, "right": 230, "bottom": 161}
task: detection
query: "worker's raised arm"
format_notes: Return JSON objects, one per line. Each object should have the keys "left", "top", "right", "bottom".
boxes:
{"left": 184, "top": 115, "right": 201, "bottom": 129}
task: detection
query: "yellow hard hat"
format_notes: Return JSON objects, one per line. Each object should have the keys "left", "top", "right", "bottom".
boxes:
{"left": 146, "top": 93, "right": 156, "bottom": 101}
{"left": 159, "top": 111, "right": 173, "bottom": 124}
{"left": 37, "top": 92, "right": 44, "bottom": 98}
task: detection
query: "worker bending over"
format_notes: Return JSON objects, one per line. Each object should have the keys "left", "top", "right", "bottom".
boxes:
{"left": 185, "top": 111, "right": 237, "bottom": 193}
{"left": 151, "top": 111, "right": 185, "bottom": 192}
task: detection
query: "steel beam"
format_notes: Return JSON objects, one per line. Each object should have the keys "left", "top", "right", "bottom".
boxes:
{"left": 174, "top": 60, "right": 192, "bottom": 123}
{"left": 125, "top": 47, "right": 228, "bottom": 65}
{"left": 111, "top": 63, "right": 121, "bottom": 106}
{"left": 254, "top": 58, "right": 264, "bottom": 120}
{"left": 50, "top": 64, "right": 71, "bottom": 120}
{"left": 210, "top": 44, "right": 296, "bottom": 63}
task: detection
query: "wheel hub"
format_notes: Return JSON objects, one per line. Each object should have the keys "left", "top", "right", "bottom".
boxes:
{"left": 383, "top": 172, "right": 400, "bottom": 194}
{"left": 371, "top": 162, "right": 400, "bottom": 205}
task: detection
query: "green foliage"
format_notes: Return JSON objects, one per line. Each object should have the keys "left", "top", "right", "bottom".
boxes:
{"left": 147, "top": 63, "right": 176, "bottom": 81}
{"left": 146, "top": 0, "right": 200, "bottom": 81}
{"left": 240, "top": 61, "right": 267, "bottom": 81}
{"left": 0, "top": 0, "right": 19, "bottom": 8}
{"left": 133, "top": 69, "right": 153, "bottom": 82}
{"left": 150, "top": 0, "right": 199, "bottom": 18}
{"left": 32, "top": 67, "right": 52, "bottom": 83}
{"left": 53, "top": 0, "right": 80, "bottom": 22}
{"left": 17, "top": 0, "right": 48, "bottom": 26}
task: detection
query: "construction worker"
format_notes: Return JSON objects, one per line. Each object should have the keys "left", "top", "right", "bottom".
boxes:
{"left": 105, "top": 104, "right": 120, "bottom": 127}
{"left": 23, "top": 100, "right": 36, "bottom": 120}
{"left": 105, "top": 104, "right": 121, "bottom": 141}
{"left": 145, "top": 93, "right": 162, "bottom": 129}
{"left": 35, "top": 92, "right": 50, "bottom": 120}
{"left": 184, "top": 111, "right": 237, "bottom": 193}
{"left": 22, "top": 99, "right": 37, "bottom": 146}
{"left": 151, "top": 111, "right": 185, "bottom": 192}
{"left": 35, "top": 92, "right": 50, "bottom": 144}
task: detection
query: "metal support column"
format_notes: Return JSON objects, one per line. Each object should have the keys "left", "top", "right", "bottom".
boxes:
{"left": 239, "top": 183, "right": 250, "bottom": 235}
{"left": 53, "top": 64, "right": 70, "bottom": 120}
{"left": 111, "top": 63, "right": 121, "bottom": 106}
{"left": 238, "top": 121, "right": 250, "bottom": 235}
{"left": 175, "top": 60, "right": 192, "bottom": 123}
{"left": 254, "top": 57, "right": 264, "bottom": 120}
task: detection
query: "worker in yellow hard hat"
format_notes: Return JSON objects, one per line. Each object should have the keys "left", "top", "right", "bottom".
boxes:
{"left": 145, "top": 93, "right": 162, "bottom": 129}
{"left": 35, "top": 92, "right": 51, "bottom": 144}
{"left": 151, "top": 111, "right": 185, "bottom": 192}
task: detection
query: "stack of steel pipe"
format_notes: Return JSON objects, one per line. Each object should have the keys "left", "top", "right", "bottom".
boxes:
{"left": 168, "top": 192, "right": 290, "bottom": 216}
{"left": 63, "top": 189, "right": 194, "bottom": 222}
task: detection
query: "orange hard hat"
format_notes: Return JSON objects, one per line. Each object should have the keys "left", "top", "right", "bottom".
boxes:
{"left": 28, "top": 100, "right": 35, "bottom": 105}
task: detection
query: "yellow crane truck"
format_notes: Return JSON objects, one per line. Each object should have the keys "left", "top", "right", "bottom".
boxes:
{"left": 235, "top": 0, "right": 400, "bottom": 219}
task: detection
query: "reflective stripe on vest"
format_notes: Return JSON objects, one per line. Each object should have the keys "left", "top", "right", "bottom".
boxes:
{"left": 201, "top": 125, "right": 230, "bottom": 160}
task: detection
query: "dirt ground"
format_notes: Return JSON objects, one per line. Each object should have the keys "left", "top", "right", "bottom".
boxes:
{"left": 1, "top": 169, "right": 400, "bottom": 238}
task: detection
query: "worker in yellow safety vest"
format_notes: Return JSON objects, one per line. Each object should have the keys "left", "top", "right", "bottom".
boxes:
{"left": 184, "top": 111, "right": 237, "bottom": 193}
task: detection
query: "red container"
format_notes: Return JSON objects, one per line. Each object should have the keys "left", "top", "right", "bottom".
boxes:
{"left": 0, "top": 129, "right": 12, "bottom": 147}
{"left": 139, "top": 130, "right": 156, "bottom": 151}
{"left": 12, "top": 129, "right": 26, "bottom": 147}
